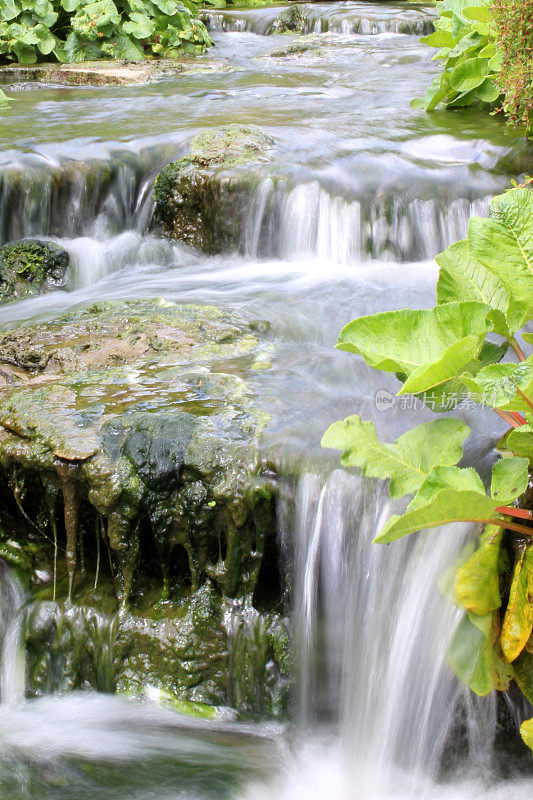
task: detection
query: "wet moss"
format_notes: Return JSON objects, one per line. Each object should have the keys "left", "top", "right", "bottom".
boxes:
{"left": 0, "top": 239, "right": 69, "bottom": 303}
{"left": 153, "top": 125, "right": 274, "bottom": 253}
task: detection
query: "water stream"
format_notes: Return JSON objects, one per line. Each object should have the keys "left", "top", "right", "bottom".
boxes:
{"left": 0, "top": 1, "right": 532, "bottom": 797}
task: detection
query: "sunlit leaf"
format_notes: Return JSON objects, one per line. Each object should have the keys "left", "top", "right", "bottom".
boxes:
{"left": 321, "top": 416, "right": 469, "bottom": 499}
{"left": 454, "top": 525, "right": 503, "bottom": 615}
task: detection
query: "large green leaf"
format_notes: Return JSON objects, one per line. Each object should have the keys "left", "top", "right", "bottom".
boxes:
{"left": 375, "top": 456, "right": 529, "bottom": 543}
{"left": 321, "top": 416, "right": 469, "bottom": 499}
{"left": 123, "top": 12, "right": 156, "bottom": 38}
{"left": 450, "top": 56, "right": 488, "bottom": 91}
{"left": 374, "top": 489, "right": 501, "bottom": 543}
{"left": 468, "top": 188, "right": 533, "bottom": 309}
{"left": 454, "top": 524, "right": 503, "bottom": 615}
{"left": 336, "top": 301, "right": 490, "bottom": 395}
{"left": 435, "top": 239, "right": 528, "bottom": 336}
{"left": 501, "top": 544, "right": 533, "bottom": 663}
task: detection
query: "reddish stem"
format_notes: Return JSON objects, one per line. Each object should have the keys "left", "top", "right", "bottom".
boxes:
{"left": 495, "top": 506, "right": 533, "bottom": 520}
{"left": 494, "top": 408, "right": 524, "bottom": 428}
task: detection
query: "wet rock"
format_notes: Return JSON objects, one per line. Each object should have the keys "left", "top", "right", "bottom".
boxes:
{"left": 265, "top": 39, "right": 325, "bottom": 60}
{"left": 0, "top": 59, "right": 235, "bottom": 88}
{"left": 0, "top": 239, "right": 69, "bottom": 303}
{"left": 153, "top": 125, "right": 274, "bottom": 253}
{"left": 271, "top": 5, "right": 307, "bottom": 34}
{"left": 0, "top": 297, "right": 287, "bottom": 712}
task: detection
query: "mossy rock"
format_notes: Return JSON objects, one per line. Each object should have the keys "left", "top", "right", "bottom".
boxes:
{"left": 0, "top": 297, "right": 288, "bottom": 712}
{"left": 0, "top": 239, "right": 69, "bottom": 303}
{"left": 0, "top": 298, "right": 276, "bottom": 599}
{"left": 153, "top": 125, "right": 274, "bottom": 253}
{"left": 270, "top": 5, "right": 307, "bottom": 33}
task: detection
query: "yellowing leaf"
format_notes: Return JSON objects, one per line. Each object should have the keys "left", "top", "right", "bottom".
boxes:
{"left": 501, "top": 545, "right": 533, "bottom": 663}
{"left": 454, "top": 525, "right": 503, "bottom": 616}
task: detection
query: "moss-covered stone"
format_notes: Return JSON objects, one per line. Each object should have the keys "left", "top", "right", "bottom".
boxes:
{"left": 0, "top": 298, "right": 288, "bottom": 713}
{"left": 0, "top": 239, "right": 69, "bottom": 302}
{"left": 153, "top": 125, "right": 274, "bottom": 253}
{"left": 271, "top": 5, "right": 307, "bottom": 34}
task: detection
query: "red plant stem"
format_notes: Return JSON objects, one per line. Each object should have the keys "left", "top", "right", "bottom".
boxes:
{"left": 517, "top": 389, "right": 533, "bottom": 412}
{"left": 509, "top": 411, "right": 527, "bottom": 426}
{"left": 509, "top": 337, "right": 527, "bottom": 361}
{"left": 494, "top": 408, "right": 524, "bottom": 428}
{"left": 495, "top": 506, "right": 533, "bottom": 520}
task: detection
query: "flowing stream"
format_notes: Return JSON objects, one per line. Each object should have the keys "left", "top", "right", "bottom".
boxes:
{"left": 0, "top": 2, "right": 532, "bottom": 797}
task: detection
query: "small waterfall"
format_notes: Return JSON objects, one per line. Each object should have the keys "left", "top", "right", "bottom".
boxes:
{"left": 0, "top": 561, "right": 25, "bottom": 706}
{"left": 285, "top": 468, "right": 497, "bottom": 791}
{"left": 244, "top": 180, "right": 490, "bottom": 263}
{"left": 0, "top": 153, "right": 161, "bottom": 243}
{"left": 201, "top": 7, "right": 435, "bottom": 37}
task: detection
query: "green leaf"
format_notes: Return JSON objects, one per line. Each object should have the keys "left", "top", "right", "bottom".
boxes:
{"left": 450, "top": 56, "right": 488, "bottom": 92}
{"left": 462, "top": 4, "right": 490, "bottom": 20}
{"left": 475, "top": 78, "right": 500, "bottom": 103}
{"left": 407, "top": 465, "right": 484, "bottom": 511}
{"left": 505, "top": 426, "right": 533, "bottom": 460}
{"left": 454, "top": 525, "right": 503, "bottom": 615}
{"left": 521, "top": 718, "right": 533, "bottom": 754}
{"left": 321, "top": 416, "right": 469, "bottom": 499}
{"left": 448, "top": 611, "right": 513, "bottom": 695}
{"left": 0, "top": 89, "right": 9, "bottom": 108}
{"left": 336, "top": 301, "right": 490, "bottom": 394}
{"left": 64, "top": 31, "right": 102, "bottom": 61}
{"left": 100, "top": 32, "right": 144, "bottom": 60}
{"left": 460, "top": 358, "right": 533, "bottom": 412}
{"left": 11, "top": 41, "right": 37, "bottom": 63}
{"left": 468, "top": 188, "right": 533, "bottom": 310}
{"left": 399, "top": 333, "right": 488, "bottom": 395}
{"left": 501, "top": 544, "right": 533, "bottom": 663}
{"left": 123, "top": 12, "right": 156, "bottom": 38}
{"left": 374, "top": 489, "right": 502, "bottom": 544}
{"left": 490, "top": 456, "right": 530, "bottom": 502}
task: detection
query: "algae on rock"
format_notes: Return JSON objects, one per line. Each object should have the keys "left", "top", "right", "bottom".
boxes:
{"left": 153, "top": 125, "right": 274, "bottom": 253}
{"left": 0, "top": 297, "right": 288, "bottom": 713}
{"left": 0, "top": 239, "right": 69, "bottom": 303}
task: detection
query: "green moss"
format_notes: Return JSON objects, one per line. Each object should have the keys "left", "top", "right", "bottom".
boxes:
{"left": 153, "top": 125, "right": 274, "bottom": 253}
{"left": 0, "top": 239, "right": 69, "bottom": 303}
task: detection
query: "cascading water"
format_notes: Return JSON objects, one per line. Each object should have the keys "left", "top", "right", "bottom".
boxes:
{"left": 0, "top": 562, "right": 25, "bottom": 706}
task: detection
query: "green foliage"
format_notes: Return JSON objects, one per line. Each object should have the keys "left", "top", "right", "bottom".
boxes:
{"left": 322, "top": 185, "right": 533, "bottom": 752}
{"left": 411, "top": 0, "right": 501, "bottom": 113}
{"left": 0, "top": 0, "right": 213, "bottom": 64}
{"left": 491, "top": 0, "right": 533, "bottom": 135}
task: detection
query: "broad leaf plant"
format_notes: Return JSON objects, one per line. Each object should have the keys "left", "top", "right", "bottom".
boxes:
{"left": 323, "top": 184, "right": 533, "bottom": 753}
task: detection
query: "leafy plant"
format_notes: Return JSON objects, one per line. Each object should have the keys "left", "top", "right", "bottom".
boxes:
{"left": 0, "top": 0, "right": 213, "bottom": 64}
{"left": 412, "top": 0, "right": 502, "bottom": 113}
{"left": 322, "top": 185, "right": 533, "bottom": 753}
{"left": 491, "top": 0, "right": 533, "bottom": 135}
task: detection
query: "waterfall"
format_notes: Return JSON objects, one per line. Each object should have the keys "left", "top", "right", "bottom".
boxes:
{"left": 282, "top": 468, "right": 498, "bottom": 794}
{"left": 243, "top": 180, "right": 490, "bottom": 263}
{"left": 0, "top": 561, "right": 25, "bottom": 706}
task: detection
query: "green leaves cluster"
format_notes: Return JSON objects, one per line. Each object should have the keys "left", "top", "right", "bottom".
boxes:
{"left": 412, "top": 0, "right": 502, "bottom": 112}
{"left": 0, "top": 0, "right": 213, "bottom": 65}
{"left": 322, "top": 186, "right": 533, "bottom": 752}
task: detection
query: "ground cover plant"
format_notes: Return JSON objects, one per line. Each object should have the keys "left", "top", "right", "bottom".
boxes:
{"left": 0, "top": 0, "right": 213, "bottom": 64}
{"left": 323, "top": 184, "right": 533, "bottom": 752}
{"left": 413, "top": 0, "right": 532, "bottom": 137}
